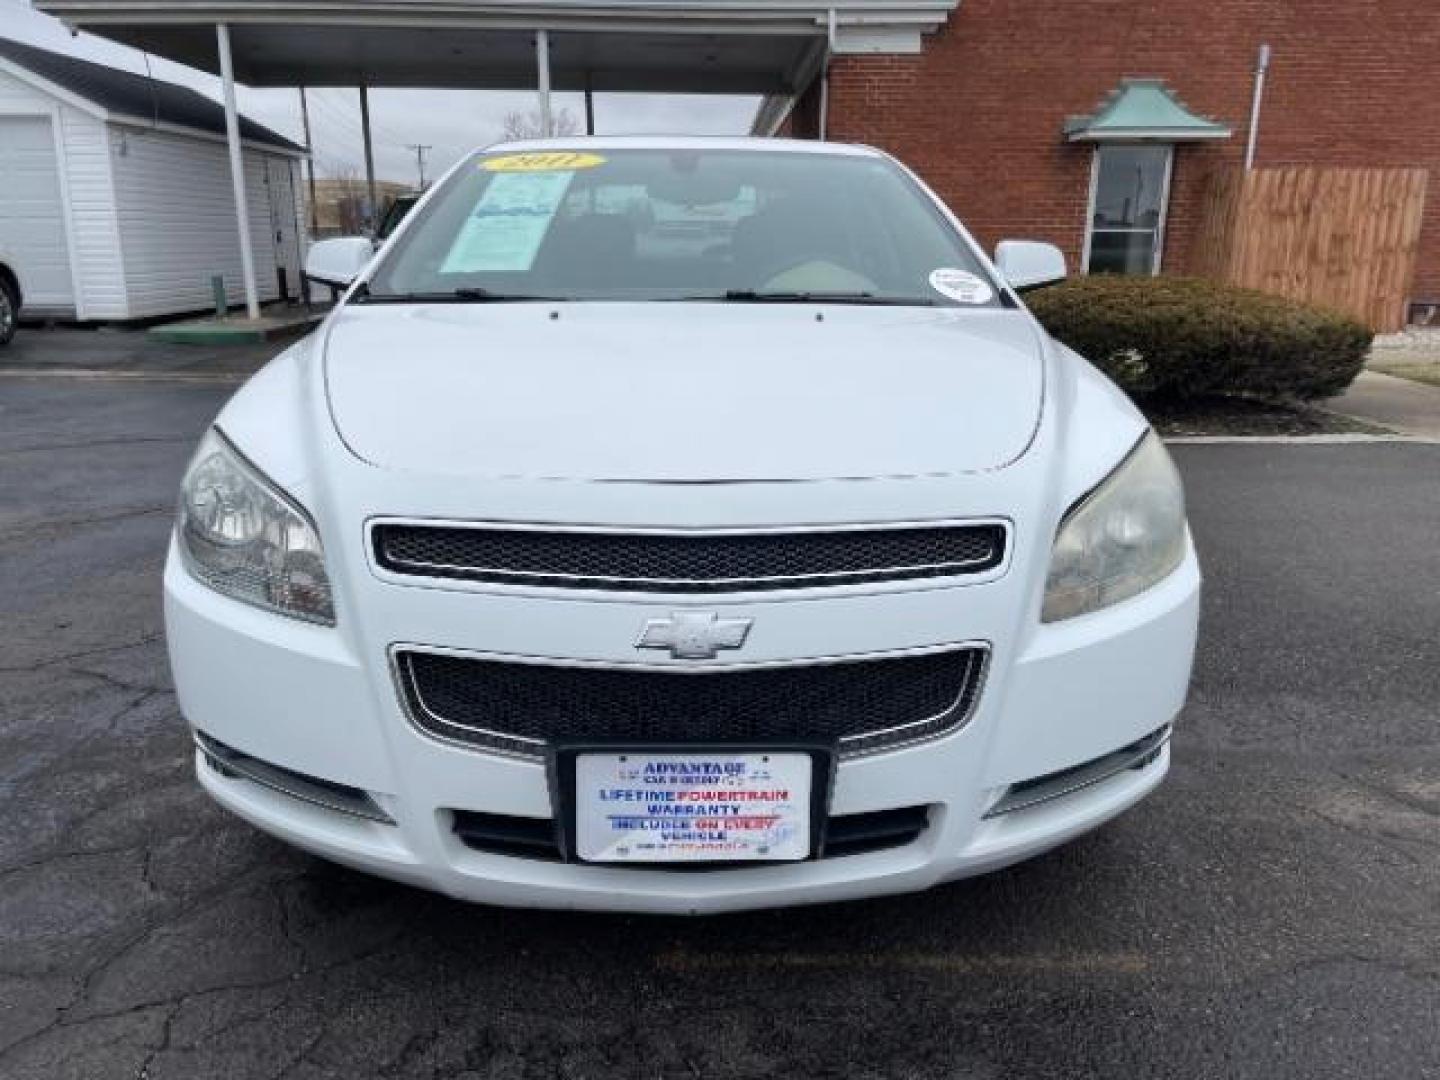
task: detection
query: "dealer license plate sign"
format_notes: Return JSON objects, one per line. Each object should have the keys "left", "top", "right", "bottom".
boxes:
{"left": 574, "top": 752, "right": 812, "bottom": 863}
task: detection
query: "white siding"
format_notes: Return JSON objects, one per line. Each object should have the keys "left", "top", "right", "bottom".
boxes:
{"left": 0, "top": 67, "right": 125, "bottom": 319}
{"left": 110, "top": 123, "right": 296, "bottom": 318}
{"left": 0, "top": 115, "right": 73, "bottom": 309}
{"left": 58, "top": 108, "right": 127, "bottom": 318}
{"left": 0, "top": 66, "right": 52, "bottom": 115}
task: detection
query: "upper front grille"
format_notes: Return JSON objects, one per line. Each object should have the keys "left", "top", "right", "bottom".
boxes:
{"left": 372, "top": 521, "right": 1006, "bottom": 593}
{"left": 396, "top": 645, "right": 987, "bottom": 759}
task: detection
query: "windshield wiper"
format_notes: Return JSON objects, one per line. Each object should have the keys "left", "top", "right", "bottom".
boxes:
{"left": 681, "top": 290, "right": 938, "bottom": 306}
{"left": 351, "top": 286, "right": 560, "bottom": 304}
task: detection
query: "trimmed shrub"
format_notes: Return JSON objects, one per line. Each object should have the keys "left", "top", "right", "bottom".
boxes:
{"left": 1026, "top": 276, "right": 1372, "bottom": 401}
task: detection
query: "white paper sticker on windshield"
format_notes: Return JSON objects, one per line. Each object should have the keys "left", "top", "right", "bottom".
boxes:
{"left": 928, "top": 267, "right": 994, "bottom": 304}
{"left": 439, "top": 170, "right": 574, "bottom": 274}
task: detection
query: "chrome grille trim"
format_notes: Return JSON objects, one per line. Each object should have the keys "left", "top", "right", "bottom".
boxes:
{"left": 369, "top": 518, "right": 1010, "bottom": 594}
{"left": 391, "top": 642, "right": 990, "bottom": 761}
{"left": 983, "top": 725, "right": 1172, "bottom": 819}
{"left": 194, "top": 730, "right": 394, "bottom": 824}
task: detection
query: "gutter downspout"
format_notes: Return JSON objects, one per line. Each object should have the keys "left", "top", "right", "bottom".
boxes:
{"left": 1244, "top": 43, "right": 1271, "bottom": 170}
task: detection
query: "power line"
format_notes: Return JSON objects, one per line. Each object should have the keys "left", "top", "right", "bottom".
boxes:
{"left": 313, "top": 87, "right": 411, "bottom": 147}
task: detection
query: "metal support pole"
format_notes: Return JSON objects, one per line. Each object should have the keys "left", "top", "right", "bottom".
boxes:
{"left": 1244, "top": 43, "right": 1271, "bottom": 170}
{"left": 584, "top": 75, "right": 595, "bottom": 135}
{"left": 359, "top": 85, "right": 378, "bottom": 233}
{"left": 298, "top": 87, "right": 318, "bottom": 232}
{"left": 818, "top": 8, "right": 836, "bottom": 140}
{"left": 216, "top": 24, "right": 259, "bottom": 319}
{"left": 535, "top": 30, "right": 553, "bottom": 137}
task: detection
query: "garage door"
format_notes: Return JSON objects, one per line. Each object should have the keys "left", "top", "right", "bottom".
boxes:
{"left": 0, "top": 116, "right": 75, "bottom": 311}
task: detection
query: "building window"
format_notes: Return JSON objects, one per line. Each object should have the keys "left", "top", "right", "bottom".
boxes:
{"left": 1084, "top": 143, "right": 1173, "bottom": 274}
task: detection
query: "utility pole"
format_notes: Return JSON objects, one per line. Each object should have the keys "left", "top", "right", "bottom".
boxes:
{"left": 298, "top": 87, "right": 318, "bottom": 232}
{"left": 358, "top": 85, "right": 377, "bottom": 235}
{"left": 407, "top": 143, "right": 432, "bottom": 189}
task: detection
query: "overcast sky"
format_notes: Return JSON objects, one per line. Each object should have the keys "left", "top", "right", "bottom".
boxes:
{"left": 3, "top": 0, "right": 759, "bottom": 185}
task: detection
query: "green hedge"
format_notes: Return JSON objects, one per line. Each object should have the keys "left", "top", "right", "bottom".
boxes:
{"left": 1026, "top": 276, "right": 1372, "bottom": 401}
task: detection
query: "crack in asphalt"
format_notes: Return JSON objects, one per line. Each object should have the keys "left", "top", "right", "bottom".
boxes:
{"left": 0, "top": 687, "right": 174, "bottom": 839}
{"left": 273, "top": 884, "right": 309, "bottom": 975}
{"left": 0, "top": 841, "right": 151, "bottom": 885}
{"left": 134, "top": 1002, "right": 182, "bottom": 1080}
{"left": 1261, "top": 786, "right": 1440, "bottom": 868}
{"left": 6, "top": 1003, "right": 173, "bottom": 1079}
{"left": 0, "top": 867, "right": 301, "bottom": 1065}
{"left": 69, "top": 664, "right": 173, "bottom": 698}
{"left": 378, "top": 1025, "right": 448, "bottom": 1079}
{"left": 0, "top": 505, "right": 170, "bottom": 544}
{"left": 0, "top": 764, "right": 200, "bottom": 879}
{"left": 269, "top": 1029, "right": 329, "bottom": 1080}
{"left": 0, "top": 436, "right": 191, "bottom": 457}
{"left": 0, "top": 633, "right": 164, "bottom": 676}
{"left": 1341, "top": 768, "right": 1440, "bottom": 820}
{"left": 0, "top": 919, "right": 411, "bottom": 1071}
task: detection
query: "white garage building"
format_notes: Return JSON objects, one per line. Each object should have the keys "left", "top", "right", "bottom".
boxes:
{"left": 0, "top": 38, "right": 306, "bottom": 321}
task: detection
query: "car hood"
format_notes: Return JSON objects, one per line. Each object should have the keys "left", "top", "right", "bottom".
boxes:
{"left": 323, "top": 303, "right": 1045, "bottom": 482}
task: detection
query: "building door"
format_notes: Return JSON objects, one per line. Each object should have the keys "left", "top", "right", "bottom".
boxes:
{"left": 0, "top": 115, "right": 76, "bottom": 313}
{"left": 1084, "top": 144, "right": 1173, "bottom": 274}
{"left": 265, "top": 156, "right": 302, "bottom": 301}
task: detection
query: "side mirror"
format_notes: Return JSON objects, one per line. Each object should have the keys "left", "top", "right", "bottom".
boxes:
{"left": 304, "top": 237, "right": 375, "bottom": 289}
{"left": 994, "top": 240, "right": 1067, "bottom": 291}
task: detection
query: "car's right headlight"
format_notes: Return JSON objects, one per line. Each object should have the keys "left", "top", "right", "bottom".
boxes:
{"left": 1042, "top": 432, "right": 1187, "bottom": 622}
{"left": 176, "top": 428, "right": 335, "bottom": 625}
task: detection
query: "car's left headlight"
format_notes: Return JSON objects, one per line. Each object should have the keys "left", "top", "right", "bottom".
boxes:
{"left": 1042, "top": 432, "right": 1187, "bottom": 622}
{"left": 177, "top": 428, "right": 335, "bottom": 625}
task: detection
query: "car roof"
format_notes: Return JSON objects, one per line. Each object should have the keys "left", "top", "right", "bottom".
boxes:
{"left": 479, "top": 136, "right": 881, "bottom": 158}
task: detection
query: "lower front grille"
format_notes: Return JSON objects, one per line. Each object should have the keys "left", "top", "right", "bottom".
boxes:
{"left": 450, "top": 805, "right": 931, "bottom": 864}
{"left": 398, "top": 645, "right": 988, "bottom": 759}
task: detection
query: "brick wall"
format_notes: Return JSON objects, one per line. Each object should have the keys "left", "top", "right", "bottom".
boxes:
{"left": 823, "top": 0, "right": 1440, "bottom": 307}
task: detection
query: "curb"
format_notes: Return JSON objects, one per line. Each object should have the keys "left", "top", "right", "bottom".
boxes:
{"left": 0, "top": 368, "right": 247, "bottom": 384}
{"left": 1164, "top": 433, "right": 1439, "bottom": 445}
{"left": 146, "top": 313, "right": 323, "bottom": 345}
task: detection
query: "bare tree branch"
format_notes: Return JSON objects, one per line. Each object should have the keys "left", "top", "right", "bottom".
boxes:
{"left": 500, "top": 108, "right": 581, "bottom": 141}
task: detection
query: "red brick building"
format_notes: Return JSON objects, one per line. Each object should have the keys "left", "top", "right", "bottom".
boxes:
{"left": 35, "top": 0, "right": 1438, "bottom": 321}
{"left": 774, "top": 0, "right": 1439, "bottom": 318}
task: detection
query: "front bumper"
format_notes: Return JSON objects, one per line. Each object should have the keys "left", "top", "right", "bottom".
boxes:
{"left": 164, "top": 541, "right": 1199, "bottom": 914}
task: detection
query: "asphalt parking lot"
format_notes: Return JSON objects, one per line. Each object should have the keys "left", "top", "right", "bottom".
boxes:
{"left": 1, "top": 361, "right": 1438, "bottom": 1079}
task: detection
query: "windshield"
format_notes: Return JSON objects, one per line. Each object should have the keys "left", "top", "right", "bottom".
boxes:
{"left": 365, "top": 148, "right": 1001, "bottom": 307}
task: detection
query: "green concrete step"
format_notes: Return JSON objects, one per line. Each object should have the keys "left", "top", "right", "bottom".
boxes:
{"left": 148, "top": 309, "right": 323, "bottom": 345}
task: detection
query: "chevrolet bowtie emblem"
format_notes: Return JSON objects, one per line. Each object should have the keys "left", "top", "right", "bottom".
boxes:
{"left": 636, "top": 611, "right": 753, "bottom": 660}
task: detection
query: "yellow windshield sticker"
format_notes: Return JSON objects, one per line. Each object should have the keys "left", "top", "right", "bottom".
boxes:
{"left": 481, "top": 151, "right": 606, "bottom": 173}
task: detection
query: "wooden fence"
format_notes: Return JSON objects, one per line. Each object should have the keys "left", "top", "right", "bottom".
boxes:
{"left": 1192, "top": 165, "right": 1428, "bottom": 332}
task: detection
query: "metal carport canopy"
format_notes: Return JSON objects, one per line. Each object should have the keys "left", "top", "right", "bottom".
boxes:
{"left": 29, "top": 0, "right": 957, "bottom": 322}
{"left": 30, "top": 1, "right": 958, "bottom": 93}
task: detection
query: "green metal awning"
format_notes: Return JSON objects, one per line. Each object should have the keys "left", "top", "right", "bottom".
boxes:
{"left": 1064, "top": 78, "right": 1231, "bottom": 142}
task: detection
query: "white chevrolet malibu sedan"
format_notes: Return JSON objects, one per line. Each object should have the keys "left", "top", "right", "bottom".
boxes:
{"left": 165, "top": 137, "right": 1199, "bottom": 914}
